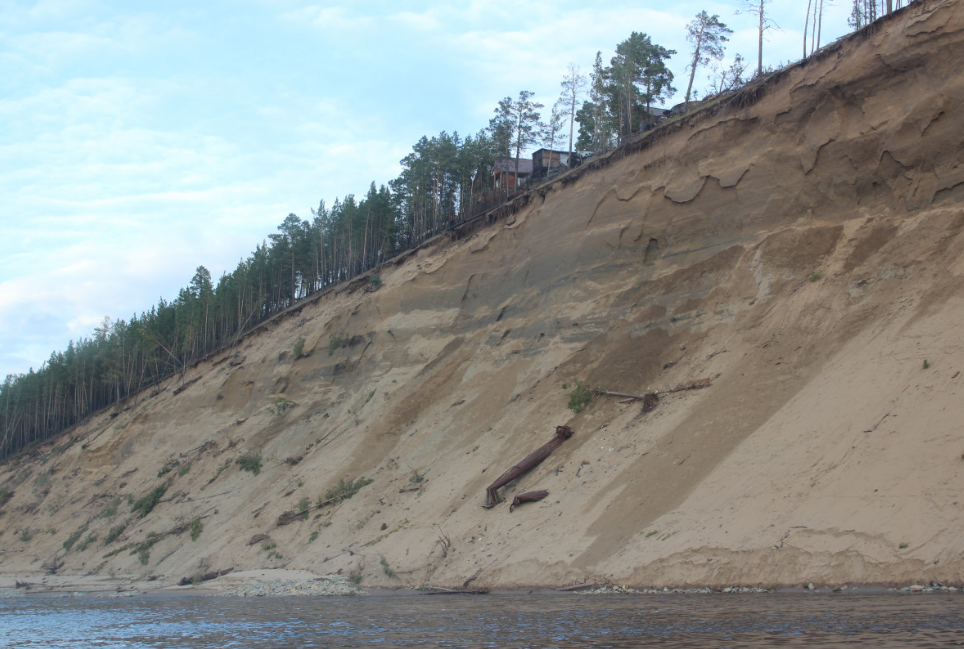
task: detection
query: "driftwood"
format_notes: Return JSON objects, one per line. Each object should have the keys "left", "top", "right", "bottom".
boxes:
{"left": 509, "top": 489, "right": 549, "bottom": 512}
{"left": 424, "top": 586, "right": 488, "bottom": 595}
{"left": 556, "top": 582, "right": 605, "bottom": 592}
{"left": 277, "top": 508, "right": 310, "bottom": 526}
{"left": 596, "top": 378, "right": 712, "bottom": 413}
{"left": 484, "top": 425, "right": 573, "bottom": 507}
{"left": 247, "top": 533, "right": 270, "bottom": 546}
{"left": 178, "top": 567, "right": 234, "bottom": 586}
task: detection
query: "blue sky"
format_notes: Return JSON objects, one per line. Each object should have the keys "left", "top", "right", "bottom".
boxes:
{"left": 0, "top": 0, "right": 856, "bottom": 378}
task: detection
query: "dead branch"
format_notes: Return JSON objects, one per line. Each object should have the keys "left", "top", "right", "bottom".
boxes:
{"left": 424, "top": 587, "right": 488, "bottom": 595}
{"left": 556, "top": 582, "right": 605, "bottom": 592}
{"left": 178, "top": 567, "right": 234, "bottom": 587}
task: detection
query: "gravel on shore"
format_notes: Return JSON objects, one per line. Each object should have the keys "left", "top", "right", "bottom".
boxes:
{"left": 217, "top": 574, "right": 363, "bottom": 597}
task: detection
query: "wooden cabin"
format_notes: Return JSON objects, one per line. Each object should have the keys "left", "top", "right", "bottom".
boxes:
{"left": 493, "top": 157, "right": 533, "bottom": 192}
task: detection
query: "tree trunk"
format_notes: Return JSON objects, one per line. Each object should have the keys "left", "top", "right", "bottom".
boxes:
{"left": 817, "top": 0, "right": 824, "bottom": 51}
{"left": 804, "top": 0, "right": 813, "bottom": 57}
{"left": 684, "top": 26, "right": 704, "bottom": 109}
{"left": 757, "top": 0, "right": 764, "bottom": 77}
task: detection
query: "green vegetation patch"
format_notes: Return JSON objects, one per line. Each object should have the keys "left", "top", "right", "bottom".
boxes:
{"left": 236, "top": 453, "right": 262, "bottom": 476}
{"left": 0, "top": 487, "right": 12, "bottom": 508}
{"left": 98, "top": 499, "right": 120, "bottom": 519}
{"left": 328, "top": 331, "right": 347, "bottom": 356}
{"left": 567, "top": 379, "right": 598, "bottom": 413}
{"left": 190, "top": 518, "right": 203, "bottom": 542}
{"left": 131, "top": 532, "right": 162, "bottom": 566}
{"left": 273, "top": 398, "right": 297, "bottom": 416}
{"left": 292, "top": 336, "right": 306, "bottom": 358}
{"left": 318, "top": 477, "right": 373, "bottom": 509}
{"left": 63, "top": 527, "right": 86, "bottom": 552}
{"left": 104, "top": 524, "right": 127, "bottom": 546}
{"left": 131, "top": 483, "right": 168, "bottom": 518}
{"left": 380, "top": 556, "right": 398, "bottom": 580}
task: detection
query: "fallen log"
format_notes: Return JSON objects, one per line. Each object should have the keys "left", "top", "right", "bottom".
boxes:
{"left": 484, "top": 425, "right": 573, "bottom": 508}
{"left": 509, "top": 489, "right": 549, "bottom": 512}
{"left": 178, "top": 567, "right": 234, "bottom": 586}
{"left": 556, "top": 582, "right": 605, "bottom": 592}
{"left": 595, "top": 378, "right": 711, "bottom": 413}
{"left": 277, "top": 508, "right": 310, "bottom": 526}
{"left": 424, "top": 586, "right": 488, "bottom": 595}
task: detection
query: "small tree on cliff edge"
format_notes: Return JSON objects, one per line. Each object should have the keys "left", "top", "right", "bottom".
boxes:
{"left": 684, "top": 11, "right": 733, "bottom": 110}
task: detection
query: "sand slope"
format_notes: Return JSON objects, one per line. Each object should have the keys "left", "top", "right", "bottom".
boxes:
{"left": 2, "top": 0, "right": 964, "bottom": 591}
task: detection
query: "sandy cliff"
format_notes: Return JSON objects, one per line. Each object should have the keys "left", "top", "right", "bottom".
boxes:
{"left": 2, "top": 0, "right": 964, "bottom": 591}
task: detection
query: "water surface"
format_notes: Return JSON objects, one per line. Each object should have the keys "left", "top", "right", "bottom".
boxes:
{"left": 2, "top": 592, "right": 963, "bottom": 647}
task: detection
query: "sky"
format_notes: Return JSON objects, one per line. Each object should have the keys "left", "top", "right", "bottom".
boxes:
{"left": 0, "top": 0, "right": 859, "bottom": 379}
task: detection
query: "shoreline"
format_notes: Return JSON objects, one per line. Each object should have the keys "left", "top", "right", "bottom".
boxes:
{"left": 2, "top": 569, "right": 961, "bottom": 599}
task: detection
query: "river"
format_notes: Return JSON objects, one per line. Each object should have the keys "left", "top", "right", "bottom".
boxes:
{"left": 2, "top": 591, "right": 963, "bottom": 647}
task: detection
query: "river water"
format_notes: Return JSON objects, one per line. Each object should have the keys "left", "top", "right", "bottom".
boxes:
{"left": 2, "top": 592, "right": 963, "bottom": 648}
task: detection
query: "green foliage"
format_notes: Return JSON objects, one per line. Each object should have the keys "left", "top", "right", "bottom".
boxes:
{"left": 318, "top": 477, "right": 373, "bottom": 508}
{"left": 348, "top": 572, "right": 363, "bottom": 585}
{"left": 409, "top": 470, "right": 425, "bottom": 484}
{"left": 131, "top": 533, "right": 161, "bottom": 565}
{"left": 308, "top": 530, "right": 319, "bottom": 543}
{"left": 809, "top": 271, "right": 823, "bottom": 282}
{"left": 899, "top": 542, "right": 909, "bottom": 549}
{"left": 296, "top": 496, "right": 311, "bottom": 520}
{"left": 104, "top": 524, "right": 127, "bottom": 546}
{"left": 684, "top": 11, "right": 733, "bottom": 106}
{"left": 380, "top": 556, "right": 398, "bottom": 580}
{"left": 178, "top": 464, "right": 191, "bottom": 477}
{"left": 76, "top": 534, "right": 97, "bottom": 552}
{"left": 292, "top": 336, "right": 306, "bottom": 358}
{"left": 236, "top": 454, "right": 262, "bottom": 476}
{"left": 328, "top": 331, "right": 346, "bottom": 356}
{"left": 369, "top": 275, "right": 382, "bottom": 286}
{"left": 130, "top": 483, "right": 168, "bottom": 518}
{"left": 567, "top": 379, "right": 597, "bottom": 413}
{"left": 0, "top": 487, "right": 11, "bottom": 508}
{"left": 98, "top": 499, "right": 120, "bottom": 519}
{"left": 273, "top": 398, "right": 297, "bottom": 415}
{"left": 923, "top": 359, "right": 930, "bottom": 369}
{"left": 190, "top": 518, "right": 203, "bottom": 542}
{"left": 64, "top": 528, "right": 85, "bottom": 551}
{"left": 157, "top": 465, "right": 172, "bottom": 478}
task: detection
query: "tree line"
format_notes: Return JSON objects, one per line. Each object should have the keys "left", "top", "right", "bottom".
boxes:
{"left": 0, "top": 4, "right": 901, "bottom": 461}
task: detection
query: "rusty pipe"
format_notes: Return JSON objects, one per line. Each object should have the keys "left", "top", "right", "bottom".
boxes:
{"left": 509, "top": 489, "right": 549, "bottom": 512}
{"left": 484, "top": 425, "right": 572, "bottom": 507}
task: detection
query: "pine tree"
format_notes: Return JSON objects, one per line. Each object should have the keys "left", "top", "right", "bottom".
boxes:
{"left": 684, "top": 12, "right": 733, "bottom": 109}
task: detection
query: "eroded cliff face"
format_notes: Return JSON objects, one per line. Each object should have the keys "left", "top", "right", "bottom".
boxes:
{"left": 3, "top": 0, "right": 964, "bottom": 590}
